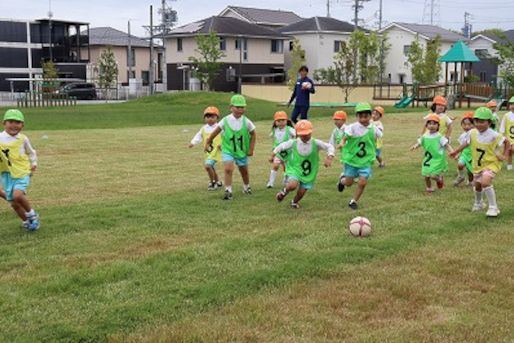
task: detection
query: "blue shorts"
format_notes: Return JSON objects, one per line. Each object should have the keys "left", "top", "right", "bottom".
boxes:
{"left": 204, "top": 159, "right": 218, "bottom": 167}
{"left": 376, "top": 148, "right": 382, "bottom": 157}
{"left": 222, "top": 153, "right": 248, "bottom": 167}
{"left": 343, "top": 164, "right": 372, "bottom": 179}
{"left": 287, "top": 176, "right": 314, "bottom": 190}
{"left": 1, "top": 172, "right": 30, "bottom": 202}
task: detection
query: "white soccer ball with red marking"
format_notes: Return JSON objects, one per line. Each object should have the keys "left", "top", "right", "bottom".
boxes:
{"left": 301, "top": 81, "right": 312, "bottom": 89}
{"left": 349, "top": 216, "right": 372, "bottom": 237}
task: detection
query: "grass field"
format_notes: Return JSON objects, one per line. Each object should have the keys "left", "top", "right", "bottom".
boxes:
{"left": 1, "top": 94, "right": 513, "bottom": 342}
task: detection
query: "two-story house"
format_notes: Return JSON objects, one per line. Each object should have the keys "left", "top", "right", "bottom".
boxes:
{"left": 469, "top": 30, "right": 514, "bottom": 84}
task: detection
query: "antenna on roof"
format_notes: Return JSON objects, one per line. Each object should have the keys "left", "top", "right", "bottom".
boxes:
{"left": 48, "top": 0, "right": 53, "bottom": 19}
{"left": 422, "top": 0, "right": 440, "bottom": 26}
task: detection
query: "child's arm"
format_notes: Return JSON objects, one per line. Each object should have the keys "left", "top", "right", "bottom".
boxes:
{"left": 248, "top": 130, "right": 256, "bottom": 157}
{"left": 315, "top": 139, "right": 335, "bottom": 167}
{"left": 449, "top": 142, "right": 469, "bottom": 159}
{"left": 445, "top": 119, "right": 453, "bottom": 139}
{"left": 24, "top": 137, "right": 37, "bottom": 172}
{"left": 204, "top": 126, "right": 221, "bottom": 152}
{"left": 496, "top": 139, "right": 509, "bottom": 161}
{"left": 410, "top": 137, "right": 421, "bottom": 151}
{"left": 189, "top": 129, "right": 203, "bottom": 148}
{"left": 271, "top": 139, "right": 294, "bottom": 162}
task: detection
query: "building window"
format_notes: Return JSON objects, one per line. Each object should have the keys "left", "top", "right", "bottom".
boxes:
{"left": 289, "top": 41, "right": 294, "bottom": 51}
{"left": 475, "top": 49, "right": 488, "bottom": 59}
{"left": 141, "top": 70, "right": 149, "bottom": 85}
{"left": 127, "top": 47, "right": 135, "bottom": 67}
{"left": 479, "top": 71, "right": 487, "bottom": 82}
{"left": 403, "top": 45, "right": 411, "bottom": 56}
{"left": 219, "top": 37, "right": 226, "bottom": 51}
{"left": 177, "top": 38, "right": 182, "bottom": 52}
{"left": 271, "top": 39, "right": 283, "bottom": 53}
{"left": 127, "top": 70, "right": 136, "bottom": 80}
{"left": 334, "top": 40, "right": 342, "bottom": 52}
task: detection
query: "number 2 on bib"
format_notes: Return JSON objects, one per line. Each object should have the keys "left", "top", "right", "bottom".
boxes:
{"left": 423, "top": 151, "right": 433, "bottom": 167}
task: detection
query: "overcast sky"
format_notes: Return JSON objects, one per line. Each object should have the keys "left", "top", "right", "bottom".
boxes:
{"left": 1, "top": 0, "right": 513, "bottom": 38}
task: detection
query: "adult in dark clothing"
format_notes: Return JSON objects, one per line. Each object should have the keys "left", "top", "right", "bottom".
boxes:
{"left": 287, "top": 65, "right": 316, "bottom": 123}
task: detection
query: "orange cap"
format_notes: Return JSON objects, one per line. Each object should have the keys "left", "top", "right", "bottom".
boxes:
{"left": 274, "top": 111, "right": 288, "bottom": 121}
{"left": 295, "top": 120, "right": 313, "bottom": 136}
{"left": 426, "top": 113, "right": 440, "bottom": 123}
{"left": 333, "top": 111, "right": 347, "bottom": 120}
{"left": 462, "top": 111, "right": 474, "bottom": 120}
{"left": 373, "top": 106, "right": 385, "bottom": 116}
{"left": 433, "top": 96, "right": 447, "bottom": 106}
{"left": 204, "top": 106, "right": 220, "bottom": 116}
{"left": 486, "top": 100, "right": 497, "bottom": 108}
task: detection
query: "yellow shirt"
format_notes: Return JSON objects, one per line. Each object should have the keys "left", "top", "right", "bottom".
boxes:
{"left": 469, "top": 129, "right": 503, "bottom": 174}
{"left": 0, "top": 133, "right": 32, "bottom": 178}
{"left": 202, "top": 127, "right": 222, "bottom": 161}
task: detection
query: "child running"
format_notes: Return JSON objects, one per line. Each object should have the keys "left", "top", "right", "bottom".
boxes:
{"left": 188, "top": 106, "right": 223, "bottom": 191}
{"left": 371, "top": 106, "right": 385, "bottom": 168}
{"left": 450, "top": 107, "right": 509, "bottom": 217}
{"left": 499, "top": 96, "right": 514, "bottom": 170}
{"left": 0, "top": 109, "right": 40, "bottom": 231}
{"left": 329, "top": 110, "right": 347, "bottom": 174}
{"left": 421, "top": 96, "right": 453, "bottom": 139}
{"left": 453, "top": 111, "right": 475, "bottom": 186}
{"left": 410, "top": 114, "right": 453, "bottom": 193}
{"left": 267, "top": 111, "right": 295, "bottom": 188}
{"left": 273, "top": 120, "right": 334, "bottom": 209}
{"left": 205, "top": 94, "right": 256, "bottom": 200}
{"left": 337, "top": 102, "right": 383, "bottom": 210}
{"left": 486, "top": 100, "right": 500, "bottom": 131}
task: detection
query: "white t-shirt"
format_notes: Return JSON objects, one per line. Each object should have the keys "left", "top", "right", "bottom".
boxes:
{"left": 465, "top": 128, "right": 505, "bottom": 146}
{"left": 458, "top": 131, "right": 470, "bottom": 146}
{"left": 328, "top": 125, "right": 346, "bottom": 146}
{"left": 216, "top": 114, "right": 256, "bottom": 132}
{"left": 270, "top": 126, "right": 296, "bottom": 142}
{"left": 273, "top": 138, "right": 335, "bottom": 157}
{"left": 344, "top": 122, "right": 383, "bottom": 138}
{"left": 418, "top": 132, "right": 449, "bottom": 148}
{"left": 499, "top": 111, "right": 514, "bottom": 134}
{"left": 190, "top": 123, "right": 217, "bottom": 146}
{"left": 0, "top": 131, "right": 37, "bottom": 166}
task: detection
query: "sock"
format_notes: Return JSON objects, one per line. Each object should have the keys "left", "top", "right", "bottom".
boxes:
{"left": 457, "top": 169, "right": 464, "bottom": 177}
{"left": 26, "top": 209, "right": 36, "bottom": 218}
{"left": 243, "top": 184, "right": 250, "bottom": 191}
{"left": 268, "top": 170, "right": 277, "bottom": 185}
{"left": 483, "top": 186, "right": 497, "bottom": 208}
{"left": 473, "top": 188, "right": 483, "bottom": 204}
{"left": 226, "top": 186, "right": 232, "bottom": 193}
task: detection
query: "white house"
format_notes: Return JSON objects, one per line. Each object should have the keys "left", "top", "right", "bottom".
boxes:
{"left": 278, "top": 17, "right": 366, "bottom": 73}
{"left": 163, "top": 16, "right": 288, "bottom": 92}
{"left": 379, "top": 22, "right": 466, "bottom": 84}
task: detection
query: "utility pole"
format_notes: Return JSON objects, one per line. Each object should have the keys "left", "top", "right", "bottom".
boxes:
{"left": 128, "top": 20, "right": 132, "bottom": 80}
{"left": 149, "top": 5, "right": 154, "bottom": 95}
{"left": 462, "top": 12, "right": 472, "bottom": 39}
{"left": 327, "top": 0, "right": 330, "bottom": 18}
{"left": 379, "top": 0, "right": 384, "bottom": 84}
{"left": 422, "top": 0, "right": 440, "bottom": 25}
{"left": 352, "top": 0, "right": 370, "bottom": 80}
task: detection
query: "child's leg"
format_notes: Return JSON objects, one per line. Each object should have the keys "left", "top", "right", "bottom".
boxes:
{"left": 13, "top": 190, "right": 32, "bottom": 213}
{"left": 293, "top": 187, "right": 308, "bottom": 204}
{"left": 352, "top": 177, "right": 367, "bottom": 202}
{"left": 480, "top": 172, "right": 498, "bottom": 211}
{"left": 508, "top": 148, "right": 513, "bottom": 170}
{"left": 343, "top": 176, "right": 354, "bottom": 187}
{"left": 224, "top": 161, "right": 234, "bottom": 191}
{"left": 0, "top": 188, "right": 5, "bottom": 200}
{"left": 276, "top": 178, "right": 298, "bottom": 202}
{"left": 10, "top": 201, "right": 27, "bottom": 221}
{"left": 204, "top": 165, "right": 216, "bottom": 182}
{"left": 425, "top": 176, "right": 432, "bottom": 191}
{"left": 238, "top": 165, "right": 250, "bottom": 190}
{"left": 267, "top": 162, "right": 280, "bottom": 187}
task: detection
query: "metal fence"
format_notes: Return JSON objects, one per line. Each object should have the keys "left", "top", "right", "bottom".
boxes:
{"left": 17, "top": 92, "right": 77, "bottom": 108}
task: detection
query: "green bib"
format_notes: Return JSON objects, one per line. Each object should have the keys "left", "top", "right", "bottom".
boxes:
{"left": 461, "top": 145, "right": 472, "bottom": 172}
{"left": 286, "top": 140, "right": 319, "bottom": 184}
{"left": 420, "top": 133, "right": 448, "bottom": 176}
{"left": 273, "top": 127, "right": 291, "bottom": 161}
{"left": 221, "top": 116, "right": 250, "bottom": 159}
{"left": 342, "top": 125, "right": 376, "bottom": 168}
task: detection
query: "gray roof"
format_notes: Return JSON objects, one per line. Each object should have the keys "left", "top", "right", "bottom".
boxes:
{"left": 167, "top": 16, "right": 289, "bottom": 38}
{"left": 87, "top": 27, "right": 150, "bottom": 47}
{"left": 278, "top": 16, "right": 366, "bottom": 34}
{"left": 223, "top": 6, "right": 302, "bottom": 26}
{"left": 482, "top": 29, "right": 514, "bottom": 44}
{"left": 392, "top": 22, "right": 465, "bottom": 42}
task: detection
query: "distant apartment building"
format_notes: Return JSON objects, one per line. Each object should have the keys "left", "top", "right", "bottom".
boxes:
{"left": 0, "top": 18, "right": 89, "bottom": 92}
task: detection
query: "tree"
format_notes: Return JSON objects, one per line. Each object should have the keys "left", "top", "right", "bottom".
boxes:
{"left": 493, "top": 34, "right": 514, "bottom": 89}
{"left": 97, "top": 46, "right": 119, "bottom": 100}
{"left": 188, "top": 32, "right": 225, "bottom": 91}
{"left": 287, "top": 38, "right": 306, "bottom": 90}
{"left": 407, "top": 35, "right": 442, "bottom": 84}
{"left": 347, "top": 31, "right": 386, "bottom": 84}
{"left": 42, "top": 60, "right": 58, "bottom": 93}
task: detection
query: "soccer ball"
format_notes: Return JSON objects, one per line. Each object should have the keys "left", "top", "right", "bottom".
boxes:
{"left": 301, "top": 81, "right": 312, "bottom": 89}
{"left": 349, "top": 216, "right": 372, "bottom": 237}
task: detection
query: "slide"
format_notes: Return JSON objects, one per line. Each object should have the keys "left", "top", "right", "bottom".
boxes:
{"left": 394, "top": 95, "right": 415, "bottom": 108}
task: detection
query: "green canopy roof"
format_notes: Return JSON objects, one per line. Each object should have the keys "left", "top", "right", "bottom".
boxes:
{"left": 439, "top": 40, "right": 480, "bottom": 63}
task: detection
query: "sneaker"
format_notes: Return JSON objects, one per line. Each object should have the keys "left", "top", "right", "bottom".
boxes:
{"left": 348, "top": 200, "right": 358, "bottom": 210}
{"left": 436, "top": 176, "right": 444, "bottom": 189}
{"left": 21, "top": 221, "right": 29, "bottom": 230}
{"left": 27, "top": 213, "right": 40, "bottom": 231}
{"left": 486, "top": 207, "right": 500, "bottom": 217}
{"left": 379, "top": 162, "right": 385, "bottom": 168}
{"left": 223, "top": 190, "right": 233, "bottom": 200}
{"left": 472, "top": 202, "right": 484, "bottom": 212}
{"left": 207, "top": 182, "right": 216, "bottom": 191}
{"left": 290, "top": 201, "right": 300, "bottom": 209}
{"left": 337, "top": 177, "right": 345, "bottom": 192}
{"left": 243, "top": 187, "right": 252, "bottom": 195}
{"left": 216, "top": 181, "right": 223, "bottom": 188}
{"left": 266, "top": 182, "right": 273, "bottom": 189}
{"left": 276, "top": 189, "right": 288, "bottom": 202}
{"left": 425, "top": 187, "right": 434, "bottom": 193}
{"left": 453, "top": 176, "right": 465, "bottom": 186}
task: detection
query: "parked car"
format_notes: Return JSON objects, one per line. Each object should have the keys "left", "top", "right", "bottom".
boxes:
{"left": 58, "top": 83, "right": 97, "bottom": 100}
